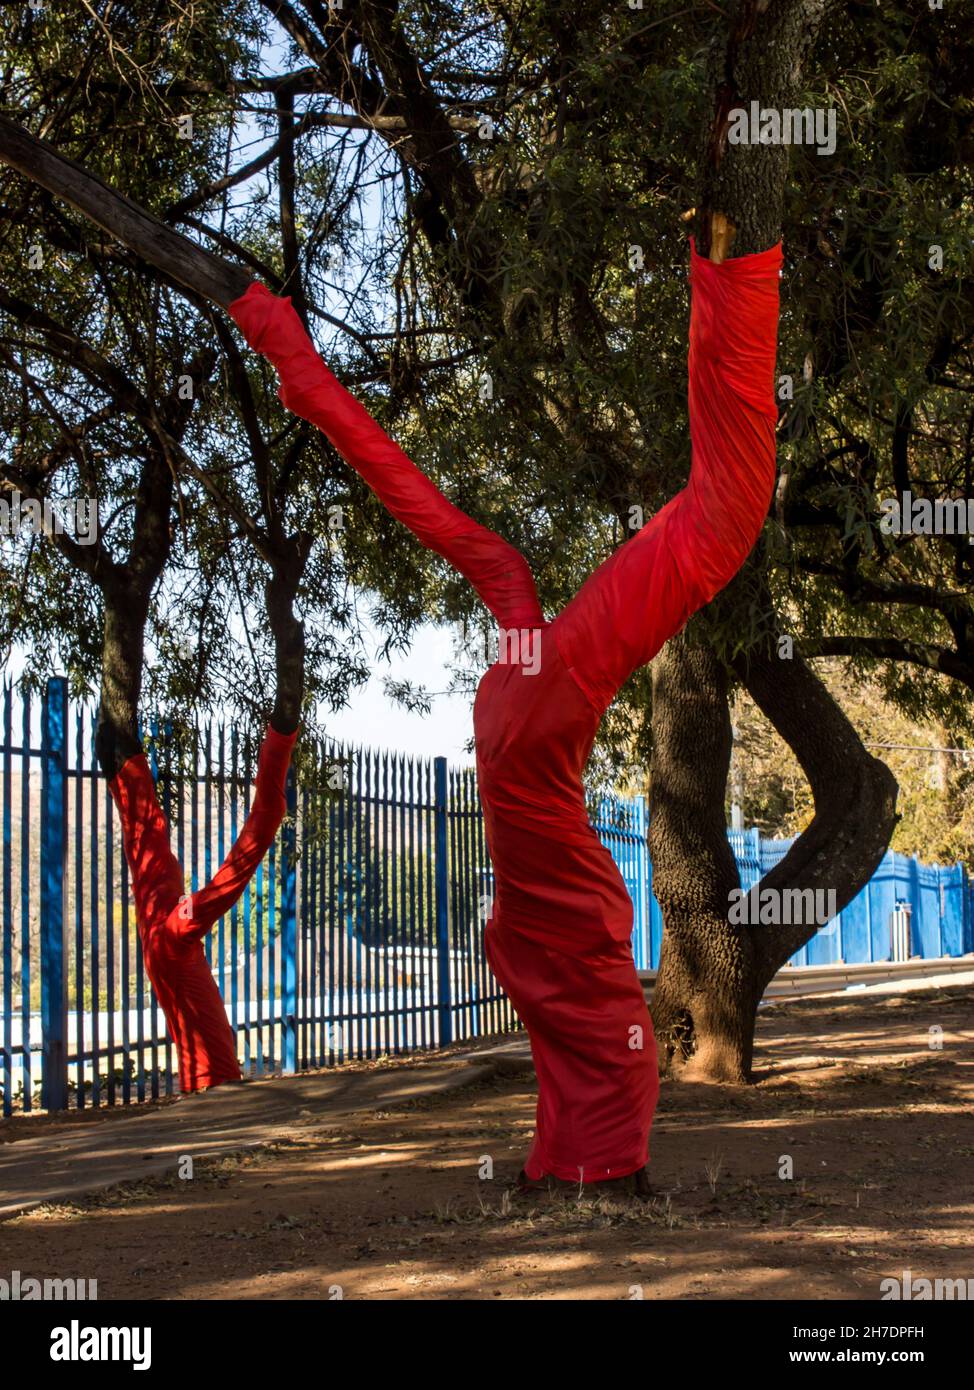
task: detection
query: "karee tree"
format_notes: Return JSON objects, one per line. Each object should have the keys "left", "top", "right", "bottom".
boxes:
{"left": 9, "top": 1, "right": 971, "bottom": 1080}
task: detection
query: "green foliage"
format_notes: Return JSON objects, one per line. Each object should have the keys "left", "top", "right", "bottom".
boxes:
{"left": 2, "top": 0, "right": 972, "bottom": 765}
{"left": 0, "top": 1, "right": 367, "bottom": 729}
{"left": 734, "top": 660, "right": 974, "bottom": 866}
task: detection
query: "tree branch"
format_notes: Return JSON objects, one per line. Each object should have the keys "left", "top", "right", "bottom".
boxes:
{"left": 799, "top": 634, "right": 974, "bottom": 688}
{"left": 0, "top": 114, "right": 250, "bottom": 307}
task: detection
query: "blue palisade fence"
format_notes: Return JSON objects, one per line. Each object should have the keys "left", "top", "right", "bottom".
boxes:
{"left": 0, "top": 677, "right": 971, "bottom": 1113}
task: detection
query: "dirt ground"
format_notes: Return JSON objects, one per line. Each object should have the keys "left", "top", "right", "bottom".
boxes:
{"left": 1, "top": 984, "right": 971, "bottom": 1301}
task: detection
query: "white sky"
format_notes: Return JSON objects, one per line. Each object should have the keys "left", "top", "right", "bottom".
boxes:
{"left": 318, "top": 619, "right": 476, "bottom": 764}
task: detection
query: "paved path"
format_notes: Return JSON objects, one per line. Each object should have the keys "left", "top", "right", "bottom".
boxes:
{"left": 0, "top": 1042, "right": 533, "bottom": 1219}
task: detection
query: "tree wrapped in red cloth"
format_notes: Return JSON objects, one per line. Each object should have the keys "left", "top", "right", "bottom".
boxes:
{"left": 229, "top": 236, "right": 781, "bottom": 1181}
{"left": 108, "top": 725, "right": 297, "bottom": 1093}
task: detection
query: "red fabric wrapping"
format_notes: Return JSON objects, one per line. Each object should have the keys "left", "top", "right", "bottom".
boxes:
{"left": 109, "top": 724, "right": 297, "bottom": 1093}
{"left": 228, "top": 283, "right": 544, "bottom": 634}
{"left": 189, "top": 726, "right": 295, "bottom": 934}
{"left": 229, "top": 239, "right": 781, "bottom": 1179}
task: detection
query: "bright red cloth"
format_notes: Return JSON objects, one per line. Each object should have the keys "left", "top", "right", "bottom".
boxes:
{"left": 109, "top": 725, "right": 297, "bottom": 1093}
{"left": 229, "top": 238, "right": 781, "bottom": 1179}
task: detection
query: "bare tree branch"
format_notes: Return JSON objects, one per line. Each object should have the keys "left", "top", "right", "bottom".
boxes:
{"left": 0, "top": 114, "right": 250, "bottom": 307}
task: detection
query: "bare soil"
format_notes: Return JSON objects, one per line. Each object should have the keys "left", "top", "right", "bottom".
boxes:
{"left": 1, "top": 985, "right": 971, "bottom": 1300}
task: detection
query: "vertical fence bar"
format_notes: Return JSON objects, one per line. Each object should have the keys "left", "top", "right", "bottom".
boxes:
{"left": 254, "top": 752, "right": 265, "bottom": 1077}
{"left": 308, "top": 756, "right": 319, "bottom": 1068}
{"left": 335, "top": 743, "right": 348, "bottom": 1059}
{"left": 40, "top": 676, "right": 68, "bottom": 1112}
{"left": 73, "top": 706, "right": 84, "bottom": 1106}
{"left": 321, "top": 756, "right": 330, "bottom": 1065}
{"left": 371, "top": 749, "right": 384, "bottom": 1058}
{"left": 469, "top": 769, "right": 487, "bottom": 1036}
{"left": 299, "top": 759, "right": 310, "bottom": 1070}
{"left": 2, "top": 685, "right": 12, "bottom": 1117}
{"left": 473, "top": 765, "right": 496, "bottom": 1035}
{"left": 167, "top": 727, "right": 183, "bottom": 1095}
{"left": 228, "top": 725, "right": 240, "bottom": 1047}
{"left": 184, "top": 726, "right": 199, "bottom": 1093}
{"left": 449, "top": 768, "right": 461, "bottom": 1040}
{"left": 317, "top": 744, "right": 327, "bottom": 1057}
{"left": 203, "top": 723, "right": 213, "bottom": 974}
{"left": 380, "top": 749, "right": 392, "bottom": 1051}
{"left": 456, "top": 768, "right": 468, "bottom": 1040}
{"left": 242, "top": 730, "right": 254, "bottom": 1075}
{"left": 311, "top": 751, "right": 319, "bottom": 1069}
{"left": 216, "top": 725, "right": 226, "bottom": 1008}
{"left": 433, "top": 757, "right": 452, "bottom": 1046}
{"left": 139, "top": 724, "right": 156, "bottom": 1105}
{"left": 422, "top": 758, "right": 433, "bottom": 1047}
{"left": 281, "top": 761, "right": 298, "bottom": 1074}
{"left": 267, "top": 789, "right": 277, "bottom": 1074}
{"left": 405, "top": 753, "right": 417, "bottom": 1056}
{"left": 394, "top": 756, "right": 405, "bottom": 1056}
{"left": 349, "top": 752, "right": 361, "bottom": 1057}
{"left": 104, "top": 743, "right": 116, "bottom": 1107}
{"left": 420, "top": 755, "right": 431, "bottom": 1046}
{"left": 332, "top": 739, "right": 342, "bottom": 1060}
{"left": 396, "top": 754, "right": 409, "bottom": 1047}
{"left": 89, "top": 714, "right": 101, "bottom": 1107}
{"left": 460, "top": 770, "right": 474, "bottom": 1037}
{"left": 366, "top": 750, "right": 380, "bottom": 1050}
{"left": 357, "top": 748, "right": 371, "bottom": 1057}
{"left": 19, "top": 690, "right": 32, "bottom": 1110}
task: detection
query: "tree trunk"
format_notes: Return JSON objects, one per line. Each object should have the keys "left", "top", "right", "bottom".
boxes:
{"left": 649, "top": 0, "right": 851, "bottom": 1082}
{"left": 95, "top": 447, "right": 175, "bottom": 778}
{"left": 648, "top": 627, "right": 898, "bottom": 1081}
{"left": 96, "top": 582, "right": 151, "bottom": 777}
{"left": 648, "top": 634, "right": 760, "bottom": 1082}
{"left": 735, "top": 641, "right": 899, "bottom": 984}
{"left": 695, "top": 0, "right": 834, "bottom": 260}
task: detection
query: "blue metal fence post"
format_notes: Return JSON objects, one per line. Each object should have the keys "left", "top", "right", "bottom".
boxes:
{"left": 281, "top": 762, "right": 298, "bottom": 1073}
{"left": 434, "top": 757, "right": 452, "bottom": 1045}
{"left": 40, "top": 676, "right": 68, "bottom": 1111}
{"left": 909, "top": 853, "right": 921, "bottom": 957}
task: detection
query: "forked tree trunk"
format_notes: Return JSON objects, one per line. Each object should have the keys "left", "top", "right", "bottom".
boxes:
{"left": 736, "top": 641, "right": 899, "bottom": 985}
{"left": 648, "top": 0, "right": 881, "bottom": 1082}
{"left": 648, "top": 635, "right": 760, "bottom": 1082}
{"left": 649, "top": 621, "right": 898, "bottom": 1082}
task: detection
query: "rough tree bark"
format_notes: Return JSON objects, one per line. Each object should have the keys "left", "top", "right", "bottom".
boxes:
{"left": 694, "top": 0, "right": 833, "bottom": 261}
{"left": 93, "top": 440, "right": 176, "bottom": 775}
{"left": 649, "top": 605, "right": 898, "bottom": 1082}
{"left": 648, "top": 635, "right": 761, "bottom": 1081}
{"left": 647, "top": 0, "right": 898, "bottom": 1082}
{"left": 734, "top": 636, "right": 899, "bottom": 984}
